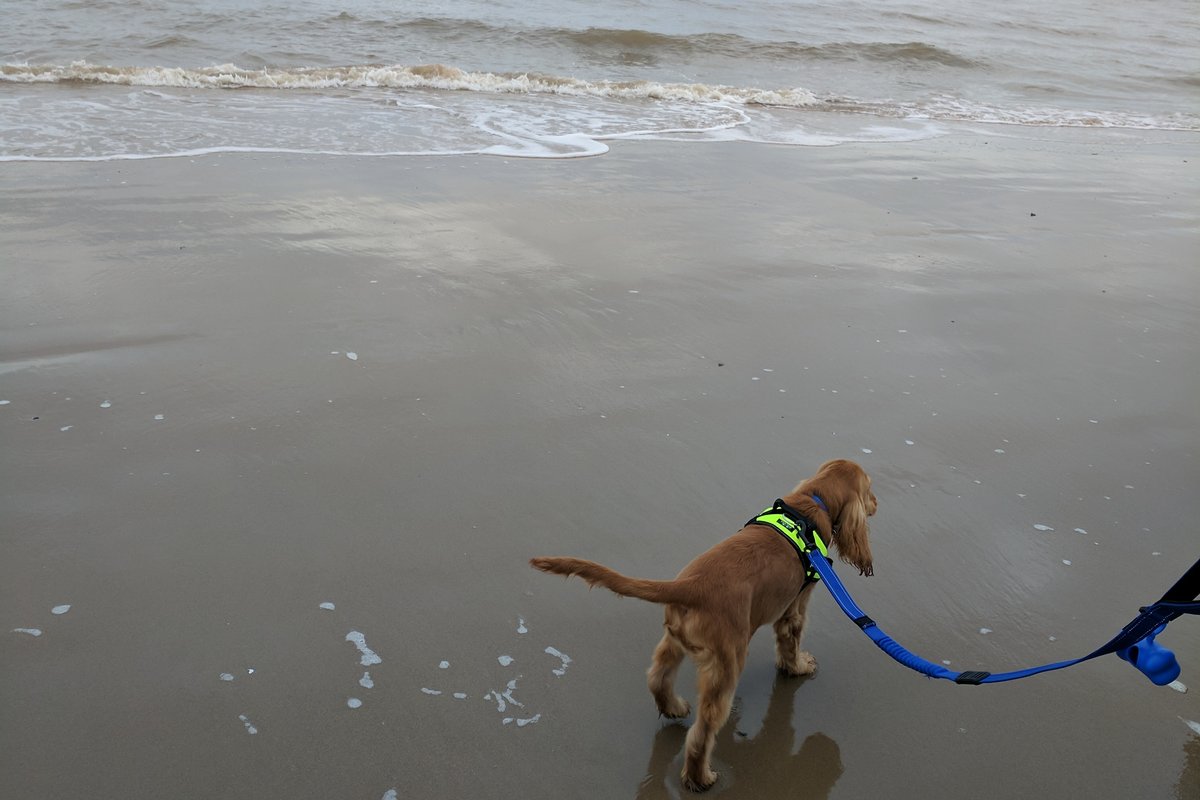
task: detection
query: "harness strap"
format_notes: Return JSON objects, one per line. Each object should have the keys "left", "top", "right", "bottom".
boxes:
{"left": 746, "top": 498, "right": 829, "bottom": 585}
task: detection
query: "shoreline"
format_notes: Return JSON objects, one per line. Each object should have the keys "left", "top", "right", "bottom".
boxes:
{"left": 1, "top": 116, "right": 1198, "bottom": 164}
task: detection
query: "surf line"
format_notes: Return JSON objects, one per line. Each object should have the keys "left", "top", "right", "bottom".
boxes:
{"left": 771, "top": 500, "right": 1199, "bottom": 686}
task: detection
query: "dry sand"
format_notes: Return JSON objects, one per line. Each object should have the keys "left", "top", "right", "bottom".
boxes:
{"left": 2, "top": 129, "right": 1198, "bottom": 799}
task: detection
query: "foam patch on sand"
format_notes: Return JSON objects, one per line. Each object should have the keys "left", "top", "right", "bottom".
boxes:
{"left": 486, "top": 678, "right": 523, "bottom": 712}
{"left": 346, "top": 631, "right": 381, "bottom": 666}
{"left": 417, "top": 615, "right": 572, "bottom": 726}
{"left": 545, "top": 646, "right": 572, "bottom": 677}
{"left": 502, "top": 714, "right": 542, "bottom": 727}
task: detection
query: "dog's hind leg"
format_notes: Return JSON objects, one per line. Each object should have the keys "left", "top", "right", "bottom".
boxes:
{"left": 681, "top": 644, "right": 744, "bottom": 792}
{"left": 773, "top": 583, "right": 818, "bottom": 677}
{"left": 648, "top": 629, "right": 690, "bottom": 718}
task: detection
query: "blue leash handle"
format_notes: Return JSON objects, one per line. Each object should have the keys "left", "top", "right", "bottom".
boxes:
{"left": 807, "top": 551, "right": 1199, "bottom": 686}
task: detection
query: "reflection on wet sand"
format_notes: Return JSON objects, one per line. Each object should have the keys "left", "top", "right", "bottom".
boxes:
{"left": 636, "top": 674, "right": 843, "bottom": 799}
{"left": 1178, "top": 729, "right": 1200, "bottom": 800}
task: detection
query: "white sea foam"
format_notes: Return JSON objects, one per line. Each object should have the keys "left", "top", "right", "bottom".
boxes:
{"left": 6, "top": 58, "right": 1183, "bottom": 164}
{"left": 3, "top": 62, "right": 1193, "bottom": 134}
{"left": 545, "top": 646, "right": 573, "bottom": 677}
{"left": 503, "top": 714, "right": 542, "bottom": 727}
{"left": 486, "top": 678, "right": 523, "bottom": 713}
{"left": 0, "top": 63, "right": 822, "bottom": 106}
{"left": 345, "top": 631, "right": 382, "bottom": 666}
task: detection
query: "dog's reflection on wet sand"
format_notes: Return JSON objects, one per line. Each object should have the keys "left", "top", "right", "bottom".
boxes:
{"left": 635, "top": 673, "right": 843, "bottom": 799}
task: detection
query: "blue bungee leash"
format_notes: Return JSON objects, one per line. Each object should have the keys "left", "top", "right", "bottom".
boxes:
{"left": 770, "top": 500, "right": 1200, "bottom": 686}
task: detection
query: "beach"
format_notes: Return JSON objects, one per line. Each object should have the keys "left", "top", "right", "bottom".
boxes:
{"left": 2, "top": 128, "right": 1198, "bottom": 798}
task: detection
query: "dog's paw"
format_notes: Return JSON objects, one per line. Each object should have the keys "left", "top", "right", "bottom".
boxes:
{"left": 659, "top": 697, "right": 691, "bottom": 719}
{"left": 681, "top": 768, "right": 718, "bottom": 793}
{"left": 777, "top": 651, "right": 818, "bottom": 677}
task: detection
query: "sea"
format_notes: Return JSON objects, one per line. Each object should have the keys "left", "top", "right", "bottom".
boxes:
{"left": 1, "top": 0, "right": 1196, "bottom": 161}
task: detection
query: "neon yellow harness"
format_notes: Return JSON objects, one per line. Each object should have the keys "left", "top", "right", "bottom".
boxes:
{"left": 747, "top": 500, "right": 830, "bottom": 585}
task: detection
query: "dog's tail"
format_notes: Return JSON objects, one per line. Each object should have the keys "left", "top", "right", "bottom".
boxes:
{"left": 530, "top": 556, "right": 698, "bottom": 606}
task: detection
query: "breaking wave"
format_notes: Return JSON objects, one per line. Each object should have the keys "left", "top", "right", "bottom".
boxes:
{"left": 0, "top": 62, "right": 823, "bottom": 107}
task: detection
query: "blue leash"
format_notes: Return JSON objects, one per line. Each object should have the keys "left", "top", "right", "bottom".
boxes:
{"left": 805, "top": 541, "right": 1200, "bottom": 686}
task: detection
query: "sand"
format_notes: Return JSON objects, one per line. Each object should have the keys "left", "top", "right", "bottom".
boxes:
{"left": 2, "top": 128, "right": 1198, "bottom": 799}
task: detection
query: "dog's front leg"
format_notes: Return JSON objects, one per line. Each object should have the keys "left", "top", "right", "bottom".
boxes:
{"left": 773, "top": 583, "right": 818, "bottom": 676}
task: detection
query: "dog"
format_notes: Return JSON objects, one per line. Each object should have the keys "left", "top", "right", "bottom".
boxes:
{"left": 530, "top": 459, "right": 876, "bottom": 792}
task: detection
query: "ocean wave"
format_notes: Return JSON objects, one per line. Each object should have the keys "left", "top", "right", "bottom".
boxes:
{"left": 384, "top": 15, "right": 984, "bottom": 67}
{"left": 0, "top": 62, "right": 823, "bottom": 107}
{"left": 144, "top": 34, "right": 198, "bottom": 50}
{"left": 392, "top": 19, "right": 981, "bottom": 68}
{"left": 820, "top": 41, "right": 979, "bottom": 67}
{"left": 1, "top": 61, "right": 1194, "bottom": 134}
{"left": 571, "top": 30, "right": 980, "bottom": 67}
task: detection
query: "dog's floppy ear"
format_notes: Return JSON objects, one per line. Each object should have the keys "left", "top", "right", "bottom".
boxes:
{"left": 833, "top": 494, "right": 873, "bottom": 577}
{"left": 803, "top": 459, "right": 876, "bottom": 577}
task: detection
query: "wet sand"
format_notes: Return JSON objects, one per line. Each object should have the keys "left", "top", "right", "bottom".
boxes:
{"left": 2, "top": 129, "right": 1198, "bottom": 799}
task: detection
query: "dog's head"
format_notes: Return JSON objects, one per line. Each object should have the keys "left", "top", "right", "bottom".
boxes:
{"left": 800, "top": 459, "right": 876, "bottom": 577}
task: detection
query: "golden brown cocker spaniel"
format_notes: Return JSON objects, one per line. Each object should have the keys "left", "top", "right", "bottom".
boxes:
{"left": 530, "top": 459, "right": 877, "bottom": 793}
